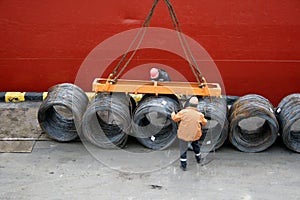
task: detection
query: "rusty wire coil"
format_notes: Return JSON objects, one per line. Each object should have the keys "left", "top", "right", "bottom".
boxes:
{"left": 229, "top": 94, "right": 279, "bottom": 152}
{"left": 81, "top": 92, "right": 135, "bottom": 149}
{"left": 132, "top": 95, "right": 180, "bottom": 150}
{"left": 276, "top": 93, "right": 300, "bottom": 153}
{"left": 38, "top": 83, "right": 88, "bottom": 142}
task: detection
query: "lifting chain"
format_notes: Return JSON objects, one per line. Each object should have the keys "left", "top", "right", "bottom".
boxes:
{"left": 109, "top": 0, "right": 206, "bottom": 88}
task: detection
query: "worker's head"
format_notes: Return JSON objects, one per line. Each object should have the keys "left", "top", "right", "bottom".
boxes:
{"left": 189, "top": 96, "right": 199, "bottom": 107}
{"left": 150, "top": 68, "right": 159, "bottom": 79}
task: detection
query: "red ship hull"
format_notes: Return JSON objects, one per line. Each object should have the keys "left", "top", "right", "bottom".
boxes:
{"left": 1, "top": 0, "right": 299, "bottom": 105}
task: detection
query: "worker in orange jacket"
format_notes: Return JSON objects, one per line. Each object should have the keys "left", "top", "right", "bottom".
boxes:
{"left": 171, "top": 96, "right": 207, "bottom": 171}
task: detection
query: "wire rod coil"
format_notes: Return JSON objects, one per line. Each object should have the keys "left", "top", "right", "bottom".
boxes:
{"left": 81, "top": 92, "right": 135, "bottom": 149}
{"left": 37, "top": 83, "right": 88, "bottom": 142}
{"left": 132, "top": 95, "right": 180, "bottom": 150}
{"left": 229, "top": 94, "right": 278, "bottom": 152}
{"left": 196, "top": 97, "right": 228, "bottom": 152}
{"left": 276, "top": 93, "right": 300, "bottom": 153}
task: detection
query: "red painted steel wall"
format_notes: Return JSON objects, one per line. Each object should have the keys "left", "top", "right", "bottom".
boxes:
{"left": 0, "top": 0, "right": 299, "bottom": 105}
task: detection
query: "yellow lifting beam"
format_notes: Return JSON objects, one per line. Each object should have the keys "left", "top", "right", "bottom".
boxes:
{"left": 92, "top": 78, "right": 221, "bottom": 97}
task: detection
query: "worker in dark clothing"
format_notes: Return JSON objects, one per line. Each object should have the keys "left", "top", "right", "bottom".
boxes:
{"left": 150, "top": 67, "right": 171, "bottom": 82}
{"left": 171, "top": 96, "right": 207, "bottom": 171}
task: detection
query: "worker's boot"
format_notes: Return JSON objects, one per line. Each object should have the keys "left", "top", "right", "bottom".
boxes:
{"left": 180, "top": 159, "right": 187, "bottom": 171}
{"left": 180, "top": 163, "right": 187, "bottom": 171}
{"left": 195, "top": 153, "right": 201, "bottom": 164}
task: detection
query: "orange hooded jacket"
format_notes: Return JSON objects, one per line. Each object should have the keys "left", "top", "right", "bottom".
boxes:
{"left": 171, "top": 107, "right": 207, "bottom": 142}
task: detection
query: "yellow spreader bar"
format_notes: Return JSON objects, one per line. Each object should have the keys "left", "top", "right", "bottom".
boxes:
{"left": 92, "top": 78, "right": 222, "bottom": 97}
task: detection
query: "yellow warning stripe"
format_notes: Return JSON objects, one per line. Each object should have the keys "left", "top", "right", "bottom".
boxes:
{"left": 1, "top": 92, "right": 143, "bottom": 102}
{"left": 5, "top": 92, "right": 26, "bottom": 102}
{"left": 42, "top": 92, "right": 48, "bottom": 100}
{"left": 130, "top": 94, "right": 143, "bottom": 102}
{"left": 86, "top": 92, "right": 95, "bottom": 101}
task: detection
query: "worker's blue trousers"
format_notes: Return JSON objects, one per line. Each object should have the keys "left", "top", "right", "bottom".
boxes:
{"left": 179, "top": 139, "right": 201, "bottom": 167}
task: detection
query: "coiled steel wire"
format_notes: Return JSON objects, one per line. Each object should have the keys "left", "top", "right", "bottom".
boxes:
{"left": 229, "top": 94, "right": 278, "bottom": 152}
{"left": 132, "top": 95, "right": 180, "bottom": 150}
{"left": 81, "top": 92, "right": 135, "bottom": 149}
{"left": 38, "top": 83, "right": 88, "bottom": 141}
{"left": 276, "top": 94, "right": 300, "bottom": 153}
{"left": 196, "top": 97, "right": 228, "bottom": 152}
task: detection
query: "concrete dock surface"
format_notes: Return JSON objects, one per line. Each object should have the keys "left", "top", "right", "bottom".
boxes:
{"left": 1, "top": 101, "right": 300, "bottom": 199}
{"left": 1, "top": 138, "right": 300, "bottom": 200}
